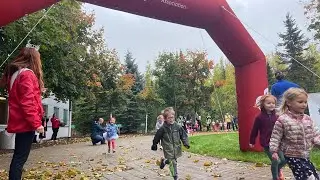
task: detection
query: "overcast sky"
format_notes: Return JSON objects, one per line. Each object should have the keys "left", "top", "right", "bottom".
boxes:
{"left": 83, "top": 0, "right": 311, "bottom": 72}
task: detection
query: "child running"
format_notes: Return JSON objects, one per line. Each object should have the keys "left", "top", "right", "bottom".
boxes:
{"left": 249, "top": 94, "right": 286, "bottom": 180}
{"left": 151, "top": 107, "right": 190, "bottom": 180}
{"left": 270, "top": 88, "right": 320, "bottom": 180}
{"left": 105, "top": 117, "right": 119, "bottom": 153}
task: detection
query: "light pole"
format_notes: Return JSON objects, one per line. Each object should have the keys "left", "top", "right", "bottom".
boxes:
{"left": 145, "top": 113, "right": 148, "bottom": 134}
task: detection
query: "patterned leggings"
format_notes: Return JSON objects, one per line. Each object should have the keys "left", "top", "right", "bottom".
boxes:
{"left": 285, "top": 156, "right": 319, "bottom": 180}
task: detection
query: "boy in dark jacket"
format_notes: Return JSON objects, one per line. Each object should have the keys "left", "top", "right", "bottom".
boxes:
{"left": 151, "top": 107, "right": 190, "bottom": 180}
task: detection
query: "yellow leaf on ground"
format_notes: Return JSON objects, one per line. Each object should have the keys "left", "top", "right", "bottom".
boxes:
{"left": 80, "top": 176, "right": 89, "bottom": 180}
{"left": 204, "top": 161, "right": 212, "bottom": 166}
{"left": 186, "top": 174, "right": 192, "bottom": 180}
{"left": 212, "top": 173, "right": 222, "bottom": 177}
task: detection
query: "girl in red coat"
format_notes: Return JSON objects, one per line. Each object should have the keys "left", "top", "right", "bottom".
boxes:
{"left": 0, "top": 47, "right": 45, "bottom": 180}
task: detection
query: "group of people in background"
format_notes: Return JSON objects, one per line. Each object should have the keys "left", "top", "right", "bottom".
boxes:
{"left": 90, "top": 117, "right": 120, "bottom": 153}
{"left": 250, "top": 71, "right": 319, "bottom": 180}
{"left": 174, "top": 113, "right": 238, "bottom": 135}
{"left": 207, "top": 113, "right": 238, "bottom": 132}
{"left": 179, "top": 116, "right": 201, "bottom": 135}
{"left": 32, "top": 113, "right": 64, "bottom": 143}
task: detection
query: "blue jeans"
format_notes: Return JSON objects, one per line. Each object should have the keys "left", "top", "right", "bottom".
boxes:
{"left": 91, "top": 135, "right": 105, "bottom": 145}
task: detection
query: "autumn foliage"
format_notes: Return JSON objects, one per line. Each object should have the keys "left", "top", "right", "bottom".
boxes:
{"left": 117, "top": 74, "right": 135, "bottom": 91}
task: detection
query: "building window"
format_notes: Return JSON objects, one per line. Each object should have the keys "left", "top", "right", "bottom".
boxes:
{"left": 54, "top": 107, "right": 59, "bottom": 118}
{"left": 42, "top": 104, "right": 48, "bottom": 117}
{"left": 63, "top": 109, "right": 68, "bottom": 125}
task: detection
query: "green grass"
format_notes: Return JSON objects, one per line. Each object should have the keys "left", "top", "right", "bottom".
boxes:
{"left": 186, "top": 133, "right": 320, "bottom": 169}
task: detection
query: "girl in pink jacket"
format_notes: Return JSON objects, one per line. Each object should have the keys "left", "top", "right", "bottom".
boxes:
{"left": 270, "top": 88, "right": 320, "bottom": 180}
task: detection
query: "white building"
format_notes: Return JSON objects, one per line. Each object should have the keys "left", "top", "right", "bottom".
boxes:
{"left": 41, "top": 95, "right": 72, "bottom": 140}
{"left": 0, "top": 95, "right": 72, "bottom": 141}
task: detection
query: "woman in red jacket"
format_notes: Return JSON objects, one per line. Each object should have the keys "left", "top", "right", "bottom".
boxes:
{"left": 50, "top": 113, "right": 60, "bottom": 141}
{"left": 0, "top": 47, "right": 45, "bottom": 180}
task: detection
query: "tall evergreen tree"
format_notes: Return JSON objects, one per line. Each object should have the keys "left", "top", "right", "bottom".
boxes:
{"left": 124, "top": 51, "right": 144, "bottom": 94}
{"left": 278, "top": 13, "right": 314, "bottom": 91}
{"left": 117, "top": 51, "right": 145, "bottom": 132}
{"left": 117, "top": 94, "right": 144, "bottom": 133}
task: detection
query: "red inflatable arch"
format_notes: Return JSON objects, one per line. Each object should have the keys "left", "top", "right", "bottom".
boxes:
{"left": 0, "top": 0, "right": 268, "bottom": 151}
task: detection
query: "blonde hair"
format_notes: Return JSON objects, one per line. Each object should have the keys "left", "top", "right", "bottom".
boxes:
{"left": 157, "top": 115, "right": 163, "bottom": 120}
{"left": 255, "top": 94, "right": 277, "bottom": 110}
{"left": 163, "top": 107, "right": 175, "bottom": 119}
{"left": 279, "top": 88, "right": 308, "bottom": 113}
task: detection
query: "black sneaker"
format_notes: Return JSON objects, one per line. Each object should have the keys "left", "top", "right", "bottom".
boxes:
{"left": 108, "top": 149, "right": 111, "bottom": 153}
{"left": 160, "top": 158, "right": 166, "bottom": 169}
{"left": 112, "top": 150, "right": 116, "bottom": 153}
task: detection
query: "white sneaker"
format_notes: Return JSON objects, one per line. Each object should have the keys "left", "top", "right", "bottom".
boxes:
{"left": 159, "top": 146, "right": 163, "bottom": 150}
{"left": 307, "top": 174, "right": 316, "bottom": 180}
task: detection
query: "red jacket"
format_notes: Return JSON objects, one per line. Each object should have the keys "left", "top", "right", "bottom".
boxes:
{"left": 7, "top": 70, "right": 43, "bottom": 133}
{"left": 51, "top": 117, "right": 60, "bottom": 128}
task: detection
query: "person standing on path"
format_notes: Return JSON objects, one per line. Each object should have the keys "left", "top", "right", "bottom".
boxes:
{"left": 206, "top": 116, "right": 212, "bottom": 131}
{"left": 271, "top": 71, "right": 299, "bottom": 108}
{"left": 196, "top": 117, "right": 202, "bottom": 131}
{"left": 155, "top": 114, "right": 164, "bottom": 150}
{"left": 250, "top": 94, "right": 286, "bottom": 180}
{"left": 232, "top": 116, "right": 238, "bottom": 131}
{"left": 224, "top": 113, "right": 232, "bottom": 131}
{"left": 50, "top": 113, "right": 60, "bottom": 141}
{"left": 182, "top": 117, "right": 187, "bottom": 133}
{"left": 0, "top": 47, "right": 45, "bottom": 180}
{"left": 151, "top": 107, "right": 190, "bottom": 180}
